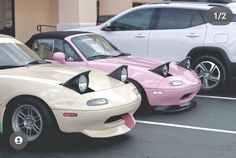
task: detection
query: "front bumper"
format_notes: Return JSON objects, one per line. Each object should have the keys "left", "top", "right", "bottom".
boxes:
{"left": 153, "top": 98, "right": 197, "bottom": 112}
{"left": 145, "top": 83, "right": 200, "bottom": 107}
{"left": 52, "top": 98, "right": 141, "bottom": 138}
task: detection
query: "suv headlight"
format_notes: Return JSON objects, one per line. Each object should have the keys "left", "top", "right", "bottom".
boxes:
{"left": 87, "top": 98, "right": 108, "bottom": 106}
{"left": 170, "top": 80, "right": 183, "bottom": 86}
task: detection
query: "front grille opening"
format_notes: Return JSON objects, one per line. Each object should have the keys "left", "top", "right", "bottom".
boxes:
{"left": 105, "top": 113, "right": 127, "bottom": 123}
{"left": 181, "top": 93, "right": 192, "bottom": 100}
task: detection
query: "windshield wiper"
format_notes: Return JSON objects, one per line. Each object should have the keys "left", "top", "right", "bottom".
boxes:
{"left": 87, "top": 55, "right": 113, "bottom": 60}
{"left": 114, "top": 52, "right": 131, "bottom": 57}
{"left": 0, "top": 65, "right": 25, "bottom": 70}
{"left": 27, "top": 60, "right": 47, "bottom": 65}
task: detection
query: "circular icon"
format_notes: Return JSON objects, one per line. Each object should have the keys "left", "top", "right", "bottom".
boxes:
{"left": 14, "top": 136, "right": 23, "bottom": 145}
{"left": 208, "top": 6, "right": 233, "bottom": 25}
{"left": 9, "top": 132, "right": 28, "bottom": 150}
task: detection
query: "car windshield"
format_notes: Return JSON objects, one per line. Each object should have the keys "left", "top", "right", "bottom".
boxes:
{"left": 72, "top": 35, "right": 129, "bottom": 60}
{"left": 0, "top": 41, "right": 46, "bottom": 69}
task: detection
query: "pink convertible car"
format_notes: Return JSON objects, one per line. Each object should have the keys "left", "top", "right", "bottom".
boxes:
{"left": 26, "top": 31, "right": 201, "bottom": 112}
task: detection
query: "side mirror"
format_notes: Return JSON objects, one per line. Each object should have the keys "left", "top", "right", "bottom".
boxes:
{"left": 101, "top": 24, "right": 115, "bottom": 31}
{"left": 53, "top": 52, "right": 66, "bottom": 64}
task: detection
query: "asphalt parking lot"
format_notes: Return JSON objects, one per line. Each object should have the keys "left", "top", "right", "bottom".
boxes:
{"left": 1, "top": 88, "right": 236, "bottom": 158}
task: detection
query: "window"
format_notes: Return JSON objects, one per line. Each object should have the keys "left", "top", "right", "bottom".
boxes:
{"left": 111, "top": 9, "right": 155, "bottom": 31}
{"left": 32, "top": 39, "right": 54, "bottom": 59}
{"left": 0, "top": 43, "right": 42, "bottom": 67}
{"left": 233, "top": 14, "right": 236, "bottom": 22}
{"left": 157, "top": 8, "right": 205, "bottom": 30}
{"left": 72, "top": 35, "right": 121, "bottom": 60}
{"left": 0, "top": 0, "right": 14, "bottom": 36}
{"left": 191, "top": 10, "right": 205, "bottom": 27}
{"left": 32, "top": 39, "right": 81, "bottom": 61}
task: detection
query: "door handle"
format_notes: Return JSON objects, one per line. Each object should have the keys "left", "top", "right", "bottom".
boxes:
{"left": 135, "top": 33, "right": 146, "bottom": 38}
{"left": 187, "top": 33, "right": 200, "bottom": 38}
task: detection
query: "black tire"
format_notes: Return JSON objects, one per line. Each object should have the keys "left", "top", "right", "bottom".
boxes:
{"left": 4, "top": 97, "right": 55, "bottom": 145}
{"left": 128, "top": 79, "right": 152, "bottom": 113}
{"left": 192, "top": 55, "right": 227, "bottom": 92}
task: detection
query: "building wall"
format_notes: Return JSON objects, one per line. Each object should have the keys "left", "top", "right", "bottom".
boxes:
{"left": 99, "top": 0, "right": 132, "bottom": 16}
{"left": 99, "top": 0, "right": 162, "bottom": 16}
{"left": 14, "top": 0, "right": 162, "bottom": 41}
{"left": 57, "top": 0, "right": 97, "bottom": 30}
{"left": 15, "top": 0, "right": 58, "bottom": 42}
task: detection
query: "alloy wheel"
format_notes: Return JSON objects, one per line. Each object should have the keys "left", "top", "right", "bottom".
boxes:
{"left": 195, "top": 61, "right": 221, "bottom": 90}
{"left": 12, "top": 104, "right": 43, "bottom": 142}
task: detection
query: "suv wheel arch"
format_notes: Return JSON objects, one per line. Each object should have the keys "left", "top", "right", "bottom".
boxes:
{"left": 187, "top": 47, "right": 230, "bottom": 91}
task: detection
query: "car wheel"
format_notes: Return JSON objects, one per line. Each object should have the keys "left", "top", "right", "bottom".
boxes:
{"left": 128, "top": 79, "right": 151, "bottom": 112}
{"left": 5, "top": 97, "right": 54, "bottom": 143}
{"left": 192, "top": 56, "right": 227, "bottom": 92}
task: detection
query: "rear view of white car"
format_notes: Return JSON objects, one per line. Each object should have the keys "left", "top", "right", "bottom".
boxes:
{"left": 72, "top": 0, "right": 236, "bottom": 92}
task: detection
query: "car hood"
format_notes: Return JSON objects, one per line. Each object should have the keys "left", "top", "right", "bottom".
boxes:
{"left": 92, "top": 56, "right": 198, "bottom": 81}
{"left": 0, "top": 64, "right": 124, "bottom": 91}
{"left": 95, "top": 56, "right": 163, "bottom": 70}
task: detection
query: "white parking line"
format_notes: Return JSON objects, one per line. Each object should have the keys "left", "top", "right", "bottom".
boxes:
{"left": 137, "top": 120, "right": 236, "bottom": 135}
{"left": 196, "top": 95, "right": 236, "bottom": 101}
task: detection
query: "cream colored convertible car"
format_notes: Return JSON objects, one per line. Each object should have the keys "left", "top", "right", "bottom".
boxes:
{"left": 0, "top": 35, "right": 141, "bottom": 143}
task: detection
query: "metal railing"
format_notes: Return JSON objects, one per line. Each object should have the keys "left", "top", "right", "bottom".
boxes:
{"left": 37, "top": 25, "right": 57, "bottom": 33}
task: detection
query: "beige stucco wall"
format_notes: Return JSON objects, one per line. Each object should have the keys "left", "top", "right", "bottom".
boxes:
{"left": 99, "top": 0, "right": 163, "bottom": 15}
{"left": 58, "top": 0, "right": 97, "bottom": 30}
{"left": 15, "top": 0, "right": 58, "bottom": 42}
{"left": 14, "top": 0, "right": 163, "bottom": 40}
{"left": 99, "top": 0, "right": 132, "bottom": 15}
{"left": 59, "top": 0, "right": 79, "bottom": 23}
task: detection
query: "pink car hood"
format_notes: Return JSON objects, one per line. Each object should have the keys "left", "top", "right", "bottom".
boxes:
{"left": 92, "top": 56, "right": 187, "bottom": 75}
{"left": 105, "top": 56, "right": 162, "bottom": 69}
{"left": 89, "top": 55, "right": 200, "bottom": 89}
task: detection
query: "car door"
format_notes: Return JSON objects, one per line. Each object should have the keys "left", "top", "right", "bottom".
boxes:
{"left": 148, "top": 8, "right": 207, "bottom": 61}
{"left": 99, "top": 8, "right": 155, "bottom": 57}
{"left": 31, "top": 39, "right": 87, "bottom": 67}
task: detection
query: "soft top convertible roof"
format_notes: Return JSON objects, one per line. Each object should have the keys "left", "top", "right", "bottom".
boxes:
{"left": 26, "top": 31, "right": 88, "bottom": 47}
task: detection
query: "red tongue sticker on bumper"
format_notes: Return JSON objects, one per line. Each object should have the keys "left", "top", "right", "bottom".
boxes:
{"left": 122, "top": 114, "right": 136, "bottom": 129}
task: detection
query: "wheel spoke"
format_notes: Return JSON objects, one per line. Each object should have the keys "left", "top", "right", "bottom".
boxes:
{"left": 198, "top": 74, "right": 204, "bottom": 78}
{"left": 33, "top": 124, "right": 40, "bottom": 133}
{"left": 26, "top": 128, "right": 32, "bottom": 136}
{"left": 18, "top": 112, "right": 27, "bottom": 121}
{"left": 27, "top": 108, "right": 33, "bottom": 117}
{"left": 18, "top": 122, "right": 25, "bottom": 129}
{"left": 210, "top": 64, "right": 216, "bottom": 73}
{"left": 209, "top": 76, "right": 220, "bottom": 83}
{"left": 197, "top": 71, "right": 205, "bottom": 78}
{"left": 34, "top": 116, "right": 40, "bottom": 123}
{"left": 203, "top": 78, "right": 209, "bottom": 88}
{"left": 199, "top": 63, "right": 208, "bottom": 72}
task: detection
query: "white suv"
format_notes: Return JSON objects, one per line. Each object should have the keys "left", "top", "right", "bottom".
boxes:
{"left": 72, "top": 0, "right": 236, "bottom": 92}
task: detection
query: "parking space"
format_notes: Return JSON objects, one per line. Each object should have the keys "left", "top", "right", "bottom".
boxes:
{"left": 136, "top": 97, "right": 236, "bottom": 131}
{"left": 1, "top": 96, "right": 236, "bottom": 157}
